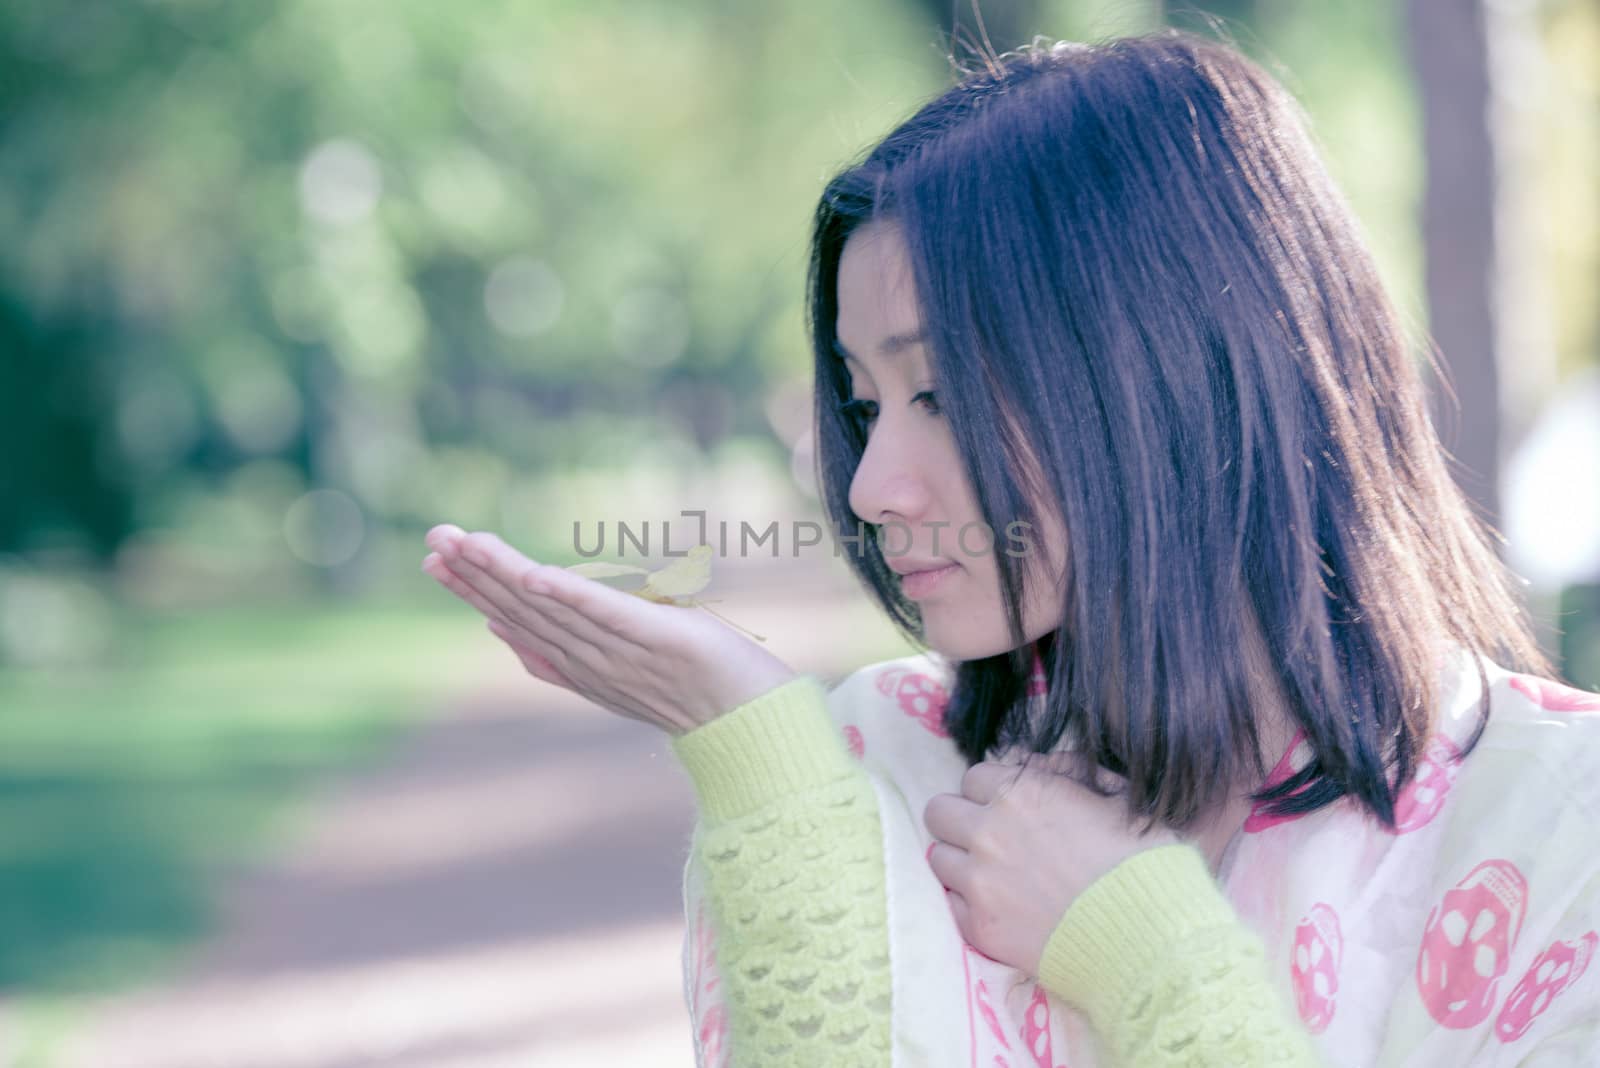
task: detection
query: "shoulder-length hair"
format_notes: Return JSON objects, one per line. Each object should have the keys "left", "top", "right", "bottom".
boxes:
{"left": 806, "top": 29, "right": 1553, "bottom": 832}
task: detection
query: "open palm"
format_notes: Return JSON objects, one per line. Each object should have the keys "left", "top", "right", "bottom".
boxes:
{"left": 421, "top": 524, "right": 798, "bottom": 736}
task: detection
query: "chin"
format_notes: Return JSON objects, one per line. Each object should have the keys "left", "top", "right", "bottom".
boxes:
{"left": 922, "top": 613, "right": 1053, "bottom": 664}
{"left": 921, "top": 624, "right": 1009, "bottom": 664}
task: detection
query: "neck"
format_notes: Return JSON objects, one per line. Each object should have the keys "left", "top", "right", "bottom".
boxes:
{"left": 1190, "top": 804, "right": 1245, "bottom": 875}
{"left": 1189, "top": 612, "right": 1300, "bottom": 875}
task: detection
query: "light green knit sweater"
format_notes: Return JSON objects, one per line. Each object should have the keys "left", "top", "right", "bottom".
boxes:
{"left": 670, "top": 673, "right": 1323, "bottom": 1067}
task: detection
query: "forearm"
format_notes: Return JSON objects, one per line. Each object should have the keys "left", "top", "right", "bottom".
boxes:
{"left": 1037, "top": 842, "right": 1322, "bottom": 1067}
{"left": 671, "top": 675, "right": 892, "bottom": 1068}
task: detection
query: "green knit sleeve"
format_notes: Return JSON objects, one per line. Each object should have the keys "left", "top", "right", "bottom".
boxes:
{"left": 669, "top": 674, "right": 891, "bottom": 1067}
{"left": 1036, "top": 841, "right": 1322, "bottom": 1066}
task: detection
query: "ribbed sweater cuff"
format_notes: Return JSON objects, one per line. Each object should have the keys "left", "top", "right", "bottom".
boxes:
{"left": 668, "top": 674, "right": 854, "bottom": 824}
{"left": 1037, "top": 841, "right": 1238, "bottom": 1024}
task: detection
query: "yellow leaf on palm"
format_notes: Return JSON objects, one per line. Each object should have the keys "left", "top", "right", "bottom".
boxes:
{"left": 561, "top": 543, "right": 765, "bottom": 642}
{"left": 641, "top": 544, "right": 714, "bottom": 599}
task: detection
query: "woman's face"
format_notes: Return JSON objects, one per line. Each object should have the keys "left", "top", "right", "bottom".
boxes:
{"left": 835, "top": 220, "right": 1067, "bottom": 661}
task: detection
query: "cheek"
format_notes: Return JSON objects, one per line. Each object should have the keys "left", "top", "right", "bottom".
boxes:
{"left": 1021, "top": 577, "right": 1065, "bottom": 637}
{"left": 977, "top": 541, "right": 1065, "bottom": 639}
{"left": 952, "top": 556, "right": 1013, "bottom": 630}
{"left": 1034, "top": 517, "right": 1070, "bottom": 587}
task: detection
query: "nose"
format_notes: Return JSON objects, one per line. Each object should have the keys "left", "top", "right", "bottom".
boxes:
{"left": 847, "top": 421, "right": 932, "bottom": 531}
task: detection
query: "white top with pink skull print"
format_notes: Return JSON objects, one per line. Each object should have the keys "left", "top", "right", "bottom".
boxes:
{"left": 1232, "top": 647, "right": 1600, "bottom": 1066}
{"left": 681, "top": 646, "right": 1600, "bottom": 1068}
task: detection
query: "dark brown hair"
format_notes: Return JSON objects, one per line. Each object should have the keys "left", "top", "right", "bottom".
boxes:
{"left": 806, "top": 29, "right": 1553, "bottom": 831}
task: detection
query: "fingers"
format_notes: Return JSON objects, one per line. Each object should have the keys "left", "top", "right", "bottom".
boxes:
{"left": 457, "top": 529, "right": 536, "bottom": 571}
{"left": 518, "top": 561, "right": 652, "bottom": 658}
{"left": 440, "top": 533, "right": 612, "bottom": 674}
{"left": 483, "top": 609, "right": 656, "bottom": 727}
{"left": 424, "top": 528, "right": 498, "bottom": 616}
{"left": 425, "top": 523, "right": 468, "bottom": 549}
{"left": 448, "top": 533, "right": 544, "bottom": 626}
{"left": 942, "top": 880, "right": 970, "bottom": 929}
{"left": 423, "top": 551, "right": 505, "bottom": 622}
{"left": 926, "top": 838, "right": 973, "bottom": 894}
{"left": 923, "top": 791, "right": 985, "bottom": 849}
{"left": 1012, "top": 746, "right": 1125, "bottom": 795}
{"left": 1075, "top": 755, "right": 1126, "bottom": 795}
{"left": 487, "top": 618, "right": 574, "bottom": 689}
{"left": 424, "top": 529, "right": 675, "bottom": 719}
{"left": 455, "top": 531, "right": 641, "bottom": 658}
{"left": 959, "top": 760, "right": 1028, "bottom": 805}
{"left": 1091, "top": 765, "right": 1126, "bottom": 794}
{"left": 427, "top": 542, "right": 563, "bottom": 650}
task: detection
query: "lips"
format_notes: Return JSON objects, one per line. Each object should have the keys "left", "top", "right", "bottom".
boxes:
{"left": 887, "top": 558, "right": 955, "bottom": 576}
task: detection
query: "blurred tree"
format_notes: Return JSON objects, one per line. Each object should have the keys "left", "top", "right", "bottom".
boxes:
{"left": 0, "top": 288, "right": 135, "bottom": 559}
{"left": 1, "top": 0, "right": 1592, "bottom": 638}
{"left": 1405, "top": 0, "right": 1504, "bottom": 528}
{"left": 0, "top": 0, "right": 944, "bottom": 581}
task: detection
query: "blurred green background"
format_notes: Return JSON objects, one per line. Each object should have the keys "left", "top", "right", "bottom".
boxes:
{"left": 1, "top": 0, "right": 1596, "bottom": 1063}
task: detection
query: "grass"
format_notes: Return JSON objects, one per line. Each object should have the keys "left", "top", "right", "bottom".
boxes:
{"left": 0, "top": 590, "right": 494, "bottom": 1016}
{"left": 0, "top": 550, "right": 925, "bottom": 1064}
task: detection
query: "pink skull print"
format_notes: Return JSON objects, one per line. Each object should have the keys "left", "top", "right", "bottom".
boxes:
{"left": 1417, "top": 859, "right": 1530, "bottom": 1029}
{"left": 876, "top": 667, "right": 952, "bottom": 738}
{"left": 1390, "top": 733, "right": 1463, "bottom": 834}
{"left": 1290, "top": 903, "right": 1343, "bottom": 1034}
{"left": 1509, "top": 675, "right": 1600, "bottom": 713}
{"left": 1494, "top": 931, "right": 1599, "bottom": 1043}
{"left": 1020, "top": 985, "right": 1065, "bottom": 1068}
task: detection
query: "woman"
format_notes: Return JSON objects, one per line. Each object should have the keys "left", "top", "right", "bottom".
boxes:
{"left": 421, "top": 29, "right": 1600, "bottom": 1066}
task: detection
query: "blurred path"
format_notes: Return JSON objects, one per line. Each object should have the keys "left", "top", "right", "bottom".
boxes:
{"left": 51, "top": 554, "right": 913, "bottom": 1068}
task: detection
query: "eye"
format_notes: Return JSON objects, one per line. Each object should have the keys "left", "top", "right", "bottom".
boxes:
{"left": 837, "top": 398, "right": 878, "bottom": 428}
{"left": 836, "top": 392, "right": 940, "bottom": 430}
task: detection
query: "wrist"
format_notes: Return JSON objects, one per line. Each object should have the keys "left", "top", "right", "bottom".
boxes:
{"left": 695, "top": 666, "right": 800, "bottom": 731}
{"left": 670, "top": 674, "right": 855, "bottom": 822}
{"left": 668, "top": 662, "right": 799, "bottom": 736}
{"left": 1037, "top": 842, "right": 1239, "bottom": 1021}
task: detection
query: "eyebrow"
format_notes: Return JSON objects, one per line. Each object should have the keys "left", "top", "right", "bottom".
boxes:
{"left": 831, "top": 328, "right": 927, "bottom": 366}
